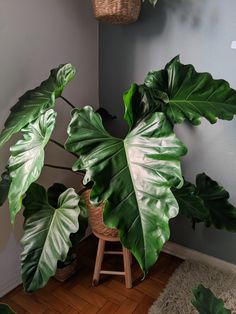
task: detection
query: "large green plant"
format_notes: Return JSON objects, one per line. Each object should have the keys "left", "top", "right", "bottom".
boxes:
{"left": 1, "top": 57, "right": 236, "bottom": 293}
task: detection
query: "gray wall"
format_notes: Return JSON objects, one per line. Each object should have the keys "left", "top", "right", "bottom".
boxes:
{"left": 0, "top": 0, "right": 98, "bottom": 296}
{"left": 100, "top": 0, "right": 236, "bottom": 264}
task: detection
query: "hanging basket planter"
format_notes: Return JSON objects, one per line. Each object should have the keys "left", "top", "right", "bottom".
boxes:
{"left": 92, "top": 0, "right": 142, "bottom": 24}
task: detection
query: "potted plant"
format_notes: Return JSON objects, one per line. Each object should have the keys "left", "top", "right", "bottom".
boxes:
{"left": 54, "top": 190, "right": 88, "bottom": 282}
{"left": 0, "top": 56, "right": 236, "bottom": 293}
{"left": 92, "top": 0, "right": 157, "bottom": 24}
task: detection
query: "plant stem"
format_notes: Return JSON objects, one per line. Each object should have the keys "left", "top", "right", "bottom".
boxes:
{"left": 49, "top": 139, "right": 78, "bottom": 158}
{"left": 45, "top": 163, "right": 84, "bottom": 175}
{"left": 60, "top": 96, "right": 76, "bottom": 109}
{"left": 45, "top": 164, "right": 74, "bottom": 172}
{"left": 50, "top": 138, "right": 65, "bottom": 150}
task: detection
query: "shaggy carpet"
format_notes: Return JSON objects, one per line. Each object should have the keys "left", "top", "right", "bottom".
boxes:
{"left": 149, "top": 260, "right": 236, "bottom": 314}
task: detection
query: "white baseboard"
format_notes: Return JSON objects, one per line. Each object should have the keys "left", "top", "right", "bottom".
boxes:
{"left": 0, "top": 271, "right": 22, "bottom": 297}
{"left": 163, "top": 241, "right": 236, "bottom": 273}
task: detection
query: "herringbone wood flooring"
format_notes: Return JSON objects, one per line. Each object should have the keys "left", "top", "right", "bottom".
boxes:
{"left": 1, "top": 235, "right": 183, "bottom": 313}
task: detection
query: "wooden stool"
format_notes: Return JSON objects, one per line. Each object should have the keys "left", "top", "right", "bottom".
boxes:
{"left": 92, "top": 231, "right": 132, "bottom": 289}
{"left": 81, "top": 189, "right": 133, "bottom": 289}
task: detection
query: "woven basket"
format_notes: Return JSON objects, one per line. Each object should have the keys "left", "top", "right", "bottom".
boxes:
{"left": 92, "top": 0, "right": 141, "bottom": 24}
{"left": 82, "top": 190, "right": 118, "bottom": 238}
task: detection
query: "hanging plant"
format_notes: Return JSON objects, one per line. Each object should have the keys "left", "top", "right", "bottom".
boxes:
{"left": 92, "top": 0, "right": 141, "bottom": 24}
{"left": 92, "top": 0, "right": 157, "bottom": 25}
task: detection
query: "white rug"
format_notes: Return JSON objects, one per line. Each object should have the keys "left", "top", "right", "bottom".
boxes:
{"left": 149, "top": 260, "right": 236, "bottom": 314}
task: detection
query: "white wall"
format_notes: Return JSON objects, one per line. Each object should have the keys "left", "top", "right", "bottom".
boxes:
{"left": 0, "top": 0, "right": 98, "bottom": 296}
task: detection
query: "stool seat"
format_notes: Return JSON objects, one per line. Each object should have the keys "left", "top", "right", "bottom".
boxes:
{"left": 93, "top": 230, "right": 120, "bottom": 242}
{"left": 81, "top": 189, "right": 133, "bottom": 289}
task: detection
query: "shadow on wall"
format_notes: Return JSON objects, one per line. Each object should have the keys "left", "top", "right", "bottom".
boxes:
{"left": 99, "top": 2, "right": 167, "bottom": 137}
{"left": 99, "top": 0, "right": 204, "bottom": 138}
{"left": 137, "top": 0, "right": 204, "bottom": 37}
{"left": 162, "top": 0, "right": 205, "bottom": 30}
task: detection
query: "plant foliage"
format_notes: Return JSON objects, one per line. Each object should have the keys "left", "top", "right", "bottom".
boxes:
{"left": 196, "top": 173, "right": 236, "bottom": 231}
{"left": 172, "top": 173, "right": 236, "bottom": 231}
{"left": 0, "top": 64, "right": 75, "bottom": 149}
{"left": 124, "top": 56, "right": 236, "bottom": 128}
{"left": 65, "top": 106, "right": 187, "bottom": 274}
{"left": 172, "top": 179, "right": 209, "bottom": 225}
{"left": 0, "top": 170, "right": 11, "bottom": 207}
{"left": 1, "top": 57, "right": 236, "bottom": 293}
{"left": 21, "top": 183, "right": 80, "bottom": 292}
{"left": 46, "top": 183, "right": 88, "bottom": 245}
{"left": 8, "top": 109, "right": 56, "bottom": 223}
{"left": 192, "top": 284, "right": 231, "bottom": 314}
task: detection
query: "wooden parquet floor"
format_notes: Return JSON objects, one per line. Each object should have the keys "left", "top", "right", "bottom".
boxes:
{"left": 1, "top": 235, "right": 183, "bottom": 314}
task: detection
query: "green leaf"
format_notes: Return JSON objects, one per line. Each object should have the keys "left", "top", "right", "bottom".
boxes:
{"left": 123, "top": 83, "right": 141, "bottom": 129}
{"left": 0, "top": 64, "right": 75, "bottom": 149}
{"left": 125, "top": 56, "right": 236, "bottom": 128}
{"left": 48, "top": 183, "right": 68, "bottom": 208}
{"left": 65, "top": 106, "right": 187, "bottom": 275}
{"left": 22, "top": 183, "right": 50, "bottom": 220}
{"left": 123, "top": 73, "right": 168, "bottom": 130}
{"left": 192, "top": 284, "right": 231, "bottom": 314}
{"left": 47, "top": 183, "right": 88, "bottom": 245}
{"left": 0, "top": 169, "right": 11, "bottom": 206}
{"left": 21, "top": 183, "right": 80, "bottom": 292}
{"left": 0, "top": 304, "right": 16, "bottom": 314}
{"left": 172, "top": 179, "right": 209, "bottom": 225}
{"left": 95, "top": 107, "right": 116, "bottom": 122}
{"left": 145, "top": 56, "right": 236, "bottom": 125}
{"left": 8, "top": 109, "right": 56, "bottom": 223}
{"left": 23, "top": 182, "right": 87, "bottom": 242}
{"left": 196, "top": 173, "right": 236, "bottom": 231}
{"left": 70, "top": 194, "right": 88, "bottom": 246}
{"left": 173, "top": 173, "right": 236, "bottom": 232}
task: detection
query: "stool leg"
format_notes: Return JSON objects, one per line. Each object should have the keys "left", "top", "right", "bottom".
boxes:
{"left": 129, "top": 251, "right": 133, "bottom": 265}
{"left": 93, "top": 238, "right": 105, "bottom": 287}
{"left": 123, "top": 247, "right": 132, "bottom": 289}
